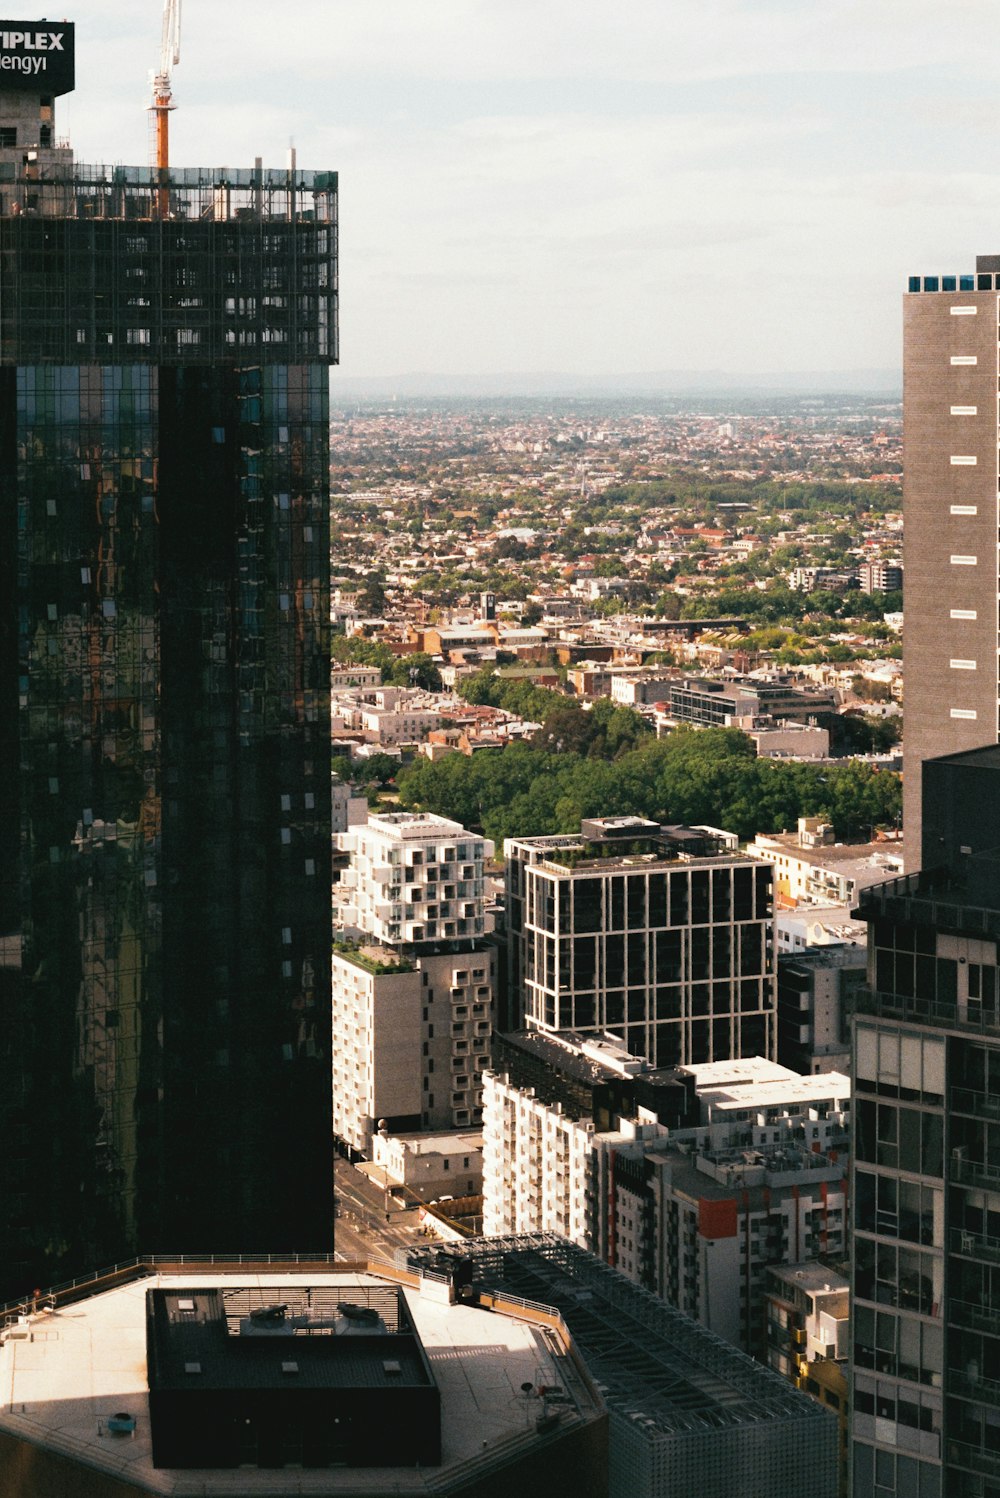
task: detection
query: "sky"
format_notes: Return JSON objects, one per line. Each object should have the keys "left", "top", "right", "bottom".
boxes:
{"left": 56, "top": 1, "right": 1000, "bottom": 381}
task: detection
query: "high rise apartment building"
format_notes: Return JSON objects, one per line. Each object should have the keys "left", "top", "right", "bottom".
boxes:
{"left": 484, "top": 1034, "right": 849, "bottom": 1356}
{"left": 903, "top": 256, "right": 1000, "bottom": 856}
{"left": 332, "top": 812, "right": 497, "bottom": 1150}
{"left": 506, "top": 816, "right": 776, "bottom": 1068}
{"left": 850, "top": 745, "right": 1000, "bottom": 1498}
{"left": 0, "top": 30, "right": 337, "bottom": 1293}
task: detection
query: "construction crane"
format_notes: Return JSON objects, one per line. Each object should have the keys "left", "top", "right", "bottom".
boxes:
{"left": 149, "top": 0, "right": 181, "bottom": 200}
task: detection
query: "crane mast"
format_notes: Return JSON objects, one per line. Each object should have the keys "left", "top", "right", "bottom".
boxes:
{"left": 150, "top": 0, "right": 181, "bottom": 209}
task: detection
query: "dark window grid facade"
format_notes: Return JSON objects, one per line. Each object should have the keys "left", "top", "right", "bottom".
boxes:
{"left": 852, "top": 1010, "right": 1000, "bottom": 1495}
{"left": 0, "top": 349, "right": 332, "bottom": 1292}
{"left": 520, "top": 863, "right": 775, "bottom": 1068}
{"left": 0, "top": 171, "right": 337, "bottom": 367}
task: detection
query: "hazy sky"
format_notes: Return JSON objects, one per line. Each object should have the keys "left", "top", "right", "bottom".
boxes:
{"left": 60, "top": 2, "right": 1000, "bottom": 379}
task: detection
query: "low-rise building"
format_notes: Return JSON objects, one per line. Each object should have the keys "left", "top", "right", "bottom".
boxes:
{"left": 748, "top": 819, "right": 906, "bottom": 907}
{"left": 409, "top": 1236, "right": 839, "bottom": 1498}
{"left": 371, "top": 1128, "right": 484, "bottom": 1202}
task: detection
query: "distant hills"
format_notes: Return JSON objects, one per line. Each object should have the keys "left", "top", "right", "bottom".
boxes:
{"left": 329, "top": 368, "right": 901, "bottom": 400}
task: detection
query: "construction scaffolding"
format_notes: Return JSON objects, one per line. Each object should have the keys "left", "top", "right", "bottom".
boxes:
{"left": 0, "top": 163, "right": 338, "bottom": 366}
{"left": 405, "top": 1235, "right": 838, "bottom": 1498}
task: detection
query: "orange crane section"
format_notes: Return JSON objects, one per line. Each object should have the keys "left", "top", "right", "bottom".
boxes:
{"left": 149, "top": 0, "right": 181, "bottom": 212}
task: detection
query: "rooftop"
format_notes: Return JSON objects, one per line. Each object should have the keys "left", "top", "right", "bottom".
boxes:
{"left": 0, "top": 1256, "right": 602, "bottom": 1495}
{"left": 367, "top": 812, "right": 473, "bottom": 839}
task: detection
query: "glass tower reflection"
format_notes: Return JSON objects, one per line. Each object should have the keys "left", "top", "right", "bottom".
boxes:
{"left": 0, "top": 162, "right": 337, "bottom": 1297}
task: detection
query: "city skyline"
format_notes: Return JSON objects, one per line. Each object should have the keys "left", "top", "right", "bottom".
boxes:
{"left": 65, "top": 1, "right": 1000, "bottom": 383}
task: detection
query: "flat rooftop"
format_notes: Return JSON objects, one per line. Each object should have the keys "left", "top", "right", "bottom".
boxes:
{"left": 0, "top": 1262, "right": 600, "bottom": 1494}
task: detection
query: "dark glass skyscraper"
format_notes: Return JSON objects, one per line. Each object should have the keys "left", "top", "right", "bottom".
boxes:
{"left": 0, "top": 42, "right": 337, "bottom": 1295}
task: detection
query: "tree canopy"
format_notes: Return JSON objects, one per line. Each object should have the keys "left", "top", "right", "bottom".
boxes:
{"left": 396, "top": 725, "right": 901, "bottom": 847}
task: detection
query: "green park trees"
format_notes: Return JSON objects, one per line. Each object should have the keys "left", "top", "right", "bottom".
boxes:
{"left": 396, "top": 725, "right": 901, "bottom": 848}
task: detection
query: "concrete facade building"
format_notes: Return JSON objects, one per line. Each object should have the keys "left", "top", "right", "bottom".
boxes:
{"left": 0, "top": 1255, "right": 608, "bottom": 1497}
{"left": 777, "top": 944, "right": 868, "bottom": 1074}
{"left": 506, "top": 817, "right": 776, "bottom": 1069}
{"left": 902, "top": 256, "right": 1000, "bottom": 857}
{"left": 331, "top": 943, "right": 497, "bottom": 1151}
{"left": 748, "top": 820, "right": 906, "bottom": 907}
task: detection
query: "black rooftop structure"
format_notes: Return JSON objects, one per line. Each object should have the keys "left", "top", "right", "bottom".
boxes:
{"left": 146, "top": 1285, "right": 440, "bottom": 1470}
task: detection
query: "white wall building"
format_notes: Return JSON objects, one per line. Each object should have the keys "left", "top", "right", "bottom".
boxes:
{"left": 331, "top": 776, "right": 367, "bottom": 835}
{"left": 337, "top": 812, "right": 493, "bottom": 946}
{"left": 482, "top": 1035, "right": 850, "bottom": 1357}
{"left": 372, "top": 1129, "right": 484, "bottom": 1202}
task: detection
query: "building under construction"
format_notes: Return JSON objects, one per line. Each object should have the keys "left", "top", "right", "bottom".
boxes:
{"left": 0, "top": 22, "right": 338, "bottom": 1294}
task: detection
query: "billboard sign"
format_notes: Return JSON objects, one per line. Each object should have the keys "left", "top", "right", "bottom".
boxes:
{"left": 0, "top": 21, "right": 74, "bottom": 95}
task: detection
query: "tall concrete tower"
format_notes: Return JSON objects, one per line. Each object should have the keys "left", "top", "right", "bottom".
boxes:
{"left": 903, "top": 256, "right": 1000, "bottom": 858}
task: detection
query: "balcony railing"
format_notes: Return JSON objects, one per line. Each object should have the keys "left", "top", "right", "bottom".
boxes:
{"left": 855, "top": 987, "right": 1000, "bottom": 1037}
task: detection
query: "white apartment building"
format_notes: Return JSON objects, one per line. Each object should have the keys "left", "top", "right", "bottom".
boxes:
{"left": 482, "top": 1036, "right": 850, "bottom": 1357}
{"left": 747, "top": 819, "right": 905, "bottom": 907}
{"left": 482, "top": 1069, "right": 595, "bottom": 1242}
{"left": 337, "top": 812, "right": 493, "bottom": 946}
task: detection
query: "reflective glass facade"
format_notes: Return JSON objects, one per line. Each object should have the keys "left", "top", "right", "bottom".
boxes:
{"left": 0, "top": 167, "right": 337, "bottom": 1296}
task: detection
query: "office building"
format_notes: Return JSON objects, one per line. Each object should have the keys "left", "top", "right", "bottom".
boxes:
{"left": 506, "top": 817, "right": 776, "bottom": 1068}
{"left": 902, "top": 256, "right": 1000, "bottom": 856}
{"left": 0, "top": 29, "right": 337, "bottom": 1295}
{"left": 653, "top": 675, "right": 837, "bottom": 729}
{"left": 849, "top": 744, "right": 1000, "bottom": 1498}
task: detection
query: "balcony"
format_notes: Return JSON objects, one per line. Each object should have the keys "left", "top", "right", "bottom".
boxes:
{"left": 947, "top": 1440, "right": 1000, "bottom": 1479}
{"left": 951, "top": 1226, "right": 1000, "bottom": 1263}
{"left": 855, "top": 987, "right": 1000, "bottom": 1038}
{"left": 948, "top": 1367, "right": 1000, "bottom": 1405}
{"left": 951, "top": 1154, "right": 1000, "bottom": 1191}
{"left": 952, "top": 1087, "right": 1000, "bottom": 1123}
{"left": 949, "top": 1298, "right": 1000, "bottom": 1336}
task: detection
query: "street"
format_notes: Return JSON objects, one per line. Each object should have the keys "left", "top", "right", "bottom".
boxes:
{"left": 333, "top": 1157, "right": 431, "bottom": 1261}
